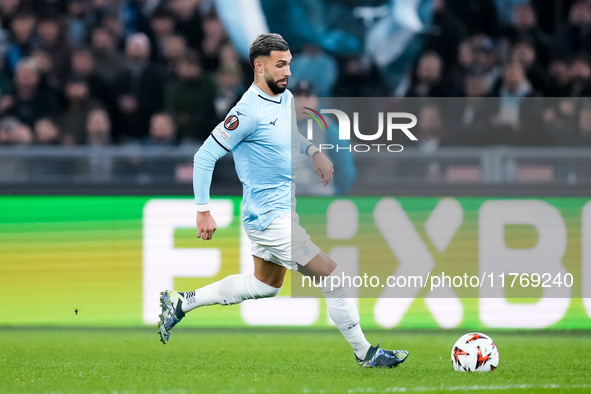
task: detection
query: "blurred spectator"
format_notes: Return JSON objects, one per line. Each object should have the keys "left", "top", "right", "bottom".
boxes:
{"left": 161, "top": 34, "right": 187, "bottom": 80}
{"left": 65, "top": 0, "right": 88, "bottom": 47}
{"left": 577, "top": 98, "right": 591, "bottom": 144}
{"left": 424, "top": 0, "right": 467, "bottom": 74}
{"left": 0, "top": 0, "right": 19, "bottom": 28}
{"left": 149, "top": 6, "right": 176, "bottom": 65}
{"left": 121, "top": 0, "right": 155, "bottom": 39}
{"left": 213, "top": 64, "right": 244, "bottom": 120}
{"left": 472, "top": 35, "right": 503, "bottom": 93}
{"left": 510, "top": 37, "right": 552, "bottom": 95}
{"left": 490, "top": 61, "right": 533, "bottom": 143}
{"left": 541, "top": 96, "right": 579, "bottom": 145}
{"left": 568, "top": 52, "right": 591, "bottom": 96}
{"left": 465, "top": 72, "right": 492, "bottom": 99}
{"left": 103, "top": 11, "right": 126, "bottom": 50}
{"left": 10, "top": 120, "right": 34, "bottom": 144}
{"left": 290, "top": 45, "right": 338, "bottom": 97}
{"left": 502, "top": 3, "right": 553, "bottom": 66}
{"left": 219, "top": 42, "right": 242, "bottom": 68}
{"left": 85, "top": 0, "right": 114, "bottom": 30}
{"left": 554, "top": 0, "right": 591, "bottom": 59}
{"left": 415, "top": 104, "right": 449, "bottom": 152}
{"left": 114, "top": 32, "right": 165, "bottom": 142}
{"left": 31, "top": 48, "right": 62, "bottom": 96}
{"left": 494, "top": 61, "right": 533, "bottom": 100}
{"left": 0, "top": 115, "right": 33, "bottom": 145}
{"left": 0, "top": 54, "right": 13, "bottom": 96}
{"left": 0, "top": 35, "right": 8, "bottom": 63}
{"left": 60, "top": 75, "right": 105, "bottom": 145}
{"left": 406, "top": 51, "right": 450, "bottom": 97}
{"left": 1, "top": 58, "right": 61, "bottom": 127}
{"left": 0, "top": 0, "right": 586, "bottom": 153}
{"left": 495, "top": 0, "right": 531, "bottom": 29}
{"left": 6, "top": 10, "right": 37, "bottom": 73}
{"left": 200, "top": 16, "right": 227, "bottom": 72}
{"left": 548, "top": 57, "right": 572, "bottom": 96}
{"left": 70, "top": 48, "right": 114, "bottom": 113}
{"left": 36, "top": 13, "right": 71, "bottom": 85}
{"left": 449, "top": 72, "right": 496, "bottom": 145}
{"left": 146, "top": 112, "right": 177, "bottom": 146}
{"left": 447, "top": 0, "right": 498, "bottom": 37}
{"left": 219, "top": 42, "right": 252, "bottom": 85}
{"left": 165, "top": 50, "right": 215, "bottom": 143}
{"left": 0, "top": 115, "right": 32, "bottom": 181}
{"left": 170, "top": 0, "right": 204, "bottom": 50}
{"left": 82, "top": 107, "right": 113, "bottom": 181}
{"left": 34, "top": 116, "right": 62, "bottom": 145}
{"left": 448, "top": 39, "right": 478, "bottom": 96}
{"left": 518, "top": 95, "right": 555, "bottom": 146}
{"left": 90, "top": 26, "right": 127, "bottom": 85}
{"left": 0, "top": 0, "right": 15, "bottom": 56}
{"left": 85, "top": 107, "right": 112, "bottom": 146}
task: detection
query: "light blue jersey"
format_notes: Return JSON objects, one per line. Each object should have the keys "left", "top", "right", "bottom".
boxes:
{"left": 194, "top": 84, "right": 311, "bottom": 230}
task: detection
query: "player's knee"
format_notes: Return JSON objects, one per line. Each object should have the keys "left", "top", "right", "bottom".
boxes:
{"left": 300, "top": 252, "right": 337, "bottom": 278}
{"left": 323, "top": 260, "right": 338, "bottom": 277}
{"left": 316, "top": 259, "right": 337, "bottom": 278}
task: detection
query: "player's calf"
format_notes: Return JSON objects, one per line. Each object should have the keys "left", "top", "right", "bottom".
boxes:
{"left": 158, "top": 275, "right": 281, "bottom": 344}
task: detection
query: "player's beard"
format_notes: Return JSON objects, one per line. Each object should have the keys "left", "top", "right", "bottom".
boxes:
{"left": 265, "top": 75, "right": 288, "bottom": 95}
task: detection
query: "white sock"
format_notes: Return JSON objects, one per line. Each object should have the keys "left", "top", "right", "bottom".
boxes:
{"left": 321, "top": 281, "right": 372, "bottom": 360}
{"left": 181, "top": 274, "right": 281, "bottom": 313}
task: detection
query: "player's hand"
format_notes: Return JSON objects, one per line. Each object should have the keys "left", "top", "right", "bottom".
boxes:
{"left": 312, "top": 151, "right": 334, "bottom": 186}
{"left": 196, "top": 211, "right": 217, "bottom": 241}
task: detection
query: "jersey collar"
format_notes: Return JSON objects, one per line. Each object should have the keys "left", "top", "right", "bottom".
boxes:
{"left": 250, "top": 83, "right": 283, "bottom": 104}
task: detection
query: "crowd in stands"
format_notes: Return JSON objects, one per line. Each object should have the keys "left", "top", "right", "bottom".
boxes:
{"left": 0, "top": 0, "right": 590, "bottom": 148}
{"left": 404, "top": 0, "right": 591, "bottom": 148}
{"left": 0, "top": 0, "right": 244, "bottom": 147}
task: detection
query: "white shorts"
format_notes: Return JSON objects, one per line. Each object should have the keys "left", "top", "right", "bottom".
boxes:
{"left": 245, "top": 215, "right": 321, "bottom": 271}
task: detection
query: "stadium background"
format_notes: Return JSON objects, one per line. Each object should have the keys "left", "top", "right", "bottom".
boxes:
{"left": 2, "top": 0, "right": 591, "bottom": 332}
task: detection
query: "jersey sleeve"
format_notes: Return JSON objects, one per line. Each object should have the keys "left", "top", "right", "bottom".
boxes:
{"left": 210, "top": 102, "right": 258, "bottom": 151}
{"left": 193, "top": 135, "right": 229, "bottom": 205}
{"left": 299, "top": 133, "right": 315, "bottom": 155}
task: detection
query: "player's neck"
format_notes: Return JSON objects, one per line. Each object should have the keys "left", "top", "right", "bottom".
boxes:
{"left": 253, "top": 78, "right": 280, "bottom": 98}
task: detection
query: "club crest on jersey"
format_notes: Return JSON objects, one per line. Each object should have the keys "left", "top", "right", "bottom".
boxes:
{"left": 224, "top": 115, "right": 239, "bottom": 130}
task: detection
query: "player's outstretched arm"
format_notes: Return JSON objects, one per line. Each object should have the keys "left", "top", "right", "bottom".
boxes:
{"left": 193, "top": 135, "right": 228, "bottom": 241}
{"left": 195, "top": 104, "right": 256, "bottom": 240}
{"left": 312, "top": 150, "right": 334, "bottom": 186}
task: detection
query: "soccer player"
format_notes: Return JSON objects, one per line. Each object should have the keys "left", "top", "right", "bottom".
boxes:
{"left": 158, "top": 33, "right": 408, "bottom": 368}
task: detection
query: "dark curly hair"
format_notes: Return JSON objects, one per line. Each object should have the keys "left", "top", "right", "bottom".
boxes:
{"left": 248, "top": 33, "right": 289, "bottom": 70}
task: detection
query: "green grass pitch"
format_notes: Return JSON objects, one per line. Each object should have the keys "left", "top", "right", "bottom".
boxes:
{"left": 1, "top": 327, "right": 590, "bottom": 393}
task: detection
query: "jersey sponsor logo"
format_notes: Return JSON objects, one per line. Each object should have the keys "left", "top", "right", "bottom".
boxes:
{"left": 224, "top": 115, "right": 239, "bottom": 130}
{"left": 269, "top": 118, "right": 277, "bottom": 126}
{"left": 220, "top": 130, "right": 230, "bottom": 140}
